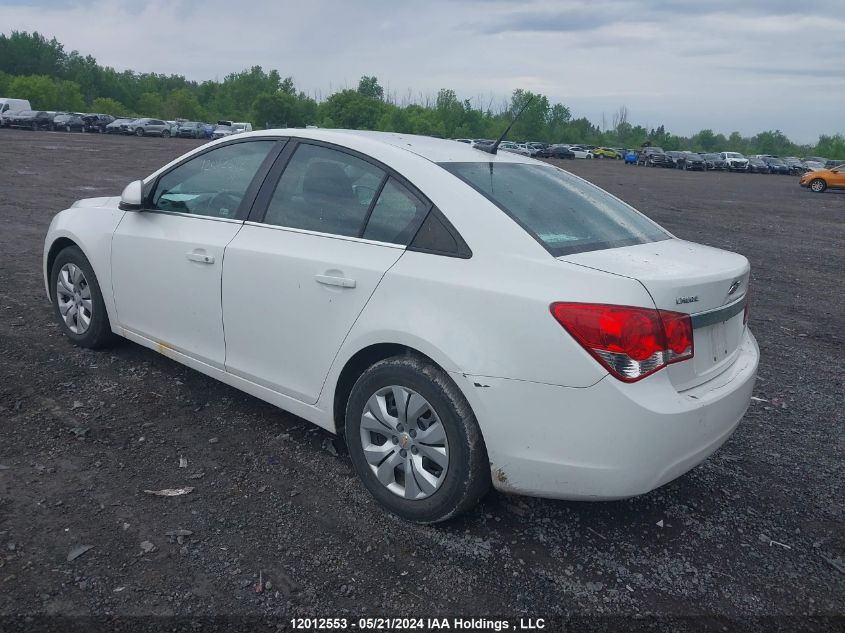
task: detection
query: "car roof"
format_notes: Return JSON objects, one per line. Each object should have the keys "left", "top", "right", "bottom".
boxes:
{"left": 237, "top": 128, "right": 536, "bottom": 165}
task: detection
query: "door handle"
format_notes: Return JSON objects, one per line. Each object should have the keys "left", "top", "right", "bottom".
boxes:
{"left": 186, "top": 251, "right": 215, "bottom": 264}
{"left": 315, "top": 274, "right": 356, "bottom": 288}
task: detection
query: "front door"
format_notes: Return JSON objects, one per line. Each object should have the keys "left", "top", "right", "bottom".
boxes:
{"left": 111, "top": 139, "right": 278, "bottom": 368}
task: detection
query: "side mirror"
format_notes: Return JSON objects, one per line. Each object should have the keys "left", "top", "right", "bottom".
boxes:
{"left": 119, "top": 180, "right": 144, "bottom": 211}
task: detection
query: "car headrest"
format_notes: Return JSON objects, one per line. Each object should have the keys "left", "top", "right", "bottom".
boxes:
{"left": 302, "top": 161, "right": 355, "bottom": 201}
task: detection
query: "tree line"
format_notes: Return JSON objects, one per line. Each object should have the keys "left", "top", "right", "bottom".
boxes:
{"left": 1, "top": 31, "right": 843, "bottom": 157}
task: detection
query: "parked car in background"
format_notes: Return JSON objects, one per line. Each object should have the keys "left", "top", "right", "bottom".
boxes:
{"left": 0, "top": 98, "right": 32, "bottom": 127}
{"left": 53, "top": 112, "right": 85, "bottom": 132}
{"left": 624, "top": 150, "right": 638, "bottom": 164}
{"left": 177, "top": 121, "right": 207, "bottom": 139}
{"left": 779, "top": 157, "right": 804, "bottom": 175}
{"left": 212, "top": 122, "right": 234, "bottom": 139}
{"left": 119, "top": 118, "right": 140, "bottom": 134}
{"left": 702, "top": 153, "right": 727, "bottom": 170}
{"left": 82, "top": 114, "right": 115, "bottom": 133}
{"left": 232, "top": 122, "right": 253, "bottom": 135}
{"left": 638, "top": 147, "right": 673, "bottom": 168}
{"left": 498, "top": 141, "right": 531, "bottom": 156}
{"left": 679, "top": 152, "right": 706, "bottom": 171}
{"left": 592, "top": 147, "right": 622, "bottom": 159}
{"left": 720, "top": 152, "right": 749, "bottom": 172}
{"left": 802, "top": 160, "right": 826, "bottom": 172}
{"left": 665, "top": 151, "right": 686, "bottom": 168}
{"left": 105, "top": 118, "right": 133, "bottom": 134}
{"left": 800, "top": 164, "right": 845, "bottom": 192}
{"left": 747, "top": 157, "right": 769, "bottom": 174}
{"left": 129, "top": 118, "right": 171, "bottom": 137}
{"left": 567, "top": 146, "right": 594, "bottom": 159}
{"left": 761, "top": 157, "right": 791, "bottom": 175}
{"left": 42, "top": 129, "right": 758, "bottom": 522}
{"left": 7, "top": 110, "right": 54, "bottom": 130}
{"left": 536, "top": 144, "right": 576, "bottom": 159}
{"left": 824, "top": 159, "right": 845, "bottom": 169}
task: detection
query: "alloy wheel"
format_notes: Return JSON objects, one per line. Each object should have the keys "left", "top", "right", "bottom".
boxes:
{"left": 359, "top": 385, "right": 449, "bottom": 500}
{"left": 56, "top": 263, "right": 93, "bottom": 334}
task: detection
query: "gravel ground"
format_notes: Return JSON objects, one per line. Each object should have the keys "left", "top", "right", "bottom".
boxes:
{"left": 0, "top": 130, "right": 843, "bottom": 632}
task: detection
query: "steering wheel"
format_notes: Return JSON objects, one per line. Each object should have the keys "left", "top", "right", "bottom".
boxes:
{"left": 205, "top": 191, "right": 242, "bottom": 217}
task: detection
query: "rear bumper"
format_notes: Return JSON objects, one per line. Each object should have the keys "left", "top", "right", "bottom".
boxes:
{"left": 456, "top": 329, "right": 759, "bottom": 500}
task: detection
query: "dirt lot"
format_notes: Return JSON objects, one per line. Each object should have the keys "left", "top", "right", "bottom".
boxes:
{"left": 0, "top": 129, "right": 843, "bottom": 632}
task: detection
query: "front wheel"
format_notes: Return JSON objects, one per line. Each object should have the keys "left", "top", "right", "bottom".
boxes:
{"left": 51, "top": 246, "right": 116, "bottom": 349}
{"left": 809, "top": 178, "right": 827, "bottom": 193}
{"left": 345, "top": 356, "right": 490, "bottom": 523}
{"left": 161, "top": 129, "right": 170, "bottom": 138}
{"left": 135, "top": 127, "right": 144, "bottom": 137}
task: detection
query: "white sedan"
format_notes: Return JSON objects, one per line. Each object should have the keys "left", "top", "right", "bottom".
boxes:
{"left": 567, "top": 146, "right": 595, "bottom": 159}
{"left": 43, "top": 130, "right": 759, "bottom": 523}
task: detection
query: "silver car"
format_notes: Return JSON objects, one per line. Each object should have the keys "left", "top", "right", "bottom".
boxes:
{"left": 128, "top": 118, "right": 171, "bottom": 138}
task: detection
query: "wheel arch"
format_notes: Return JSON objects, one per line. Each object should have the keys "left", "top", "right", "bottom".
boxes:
{"left": 46, "top": 237, "right": 80, "bottom": 293}
{"left": 330, "top": 342, "right": 470, "bottom": 439}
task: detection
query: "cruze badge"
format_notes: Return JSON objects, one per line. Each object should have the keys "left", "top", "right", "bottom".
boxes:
{"left": 728, "top": 280, "right": 742, "bottom": 296}
{"left": 676, "top": 296, "right": 699, "bottom": 305}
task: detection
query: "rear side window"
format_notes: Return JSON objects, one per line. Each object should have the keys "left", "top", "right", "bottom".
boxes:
{"left": 263, "top": 144, "right": 385, "bottom": 238}
{"left": 363, "top": 178, "right": 428, "bottom": 245}
{"left": 440, "top": 162, "right": 669, "bottom": 256}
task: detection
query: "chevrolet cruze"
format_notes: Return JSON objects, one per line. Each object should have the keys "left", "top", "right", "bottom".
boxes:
{"left": 43, "top": 130, "right": 759, "bottom": 523}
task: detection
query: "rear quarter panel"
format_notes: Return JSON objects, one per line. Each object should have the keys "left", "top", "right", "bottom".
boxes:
{"left": 324, "top": 249, "right": 656, "bottom": 391}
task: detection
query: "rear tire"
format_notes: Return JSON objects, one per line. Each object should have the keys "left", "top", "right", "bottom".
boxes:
{"left": 51, "top": 246, "right": 116, "bottom": 349}
{"left": 345, "top": 355, "right": 490, "bottom": 523}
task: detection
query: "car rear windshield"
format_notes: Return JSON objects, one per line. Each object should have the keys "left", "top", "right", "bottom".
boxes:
{"left": 440, "top": 162, "right": 670, "bottom": 256}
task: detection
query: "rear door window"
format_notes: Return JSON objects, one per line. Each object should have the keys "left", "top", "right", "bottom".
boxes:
{"left": 262, "top": 144, "right": 386, "bottom": 238}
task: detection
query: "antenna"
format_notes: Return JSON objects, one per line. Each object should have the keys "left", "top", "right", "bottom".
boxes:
{"left": 477, "top": 96, "right": 535, "bottom": 155}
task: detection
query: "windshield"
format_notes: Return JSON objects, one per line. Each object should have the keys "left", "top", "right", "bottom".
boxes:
{"left": 440, "top": 162, "right": 670, "bottom": 256}
{"left": 724, "top": 152, "right": 745, "bottom": 158}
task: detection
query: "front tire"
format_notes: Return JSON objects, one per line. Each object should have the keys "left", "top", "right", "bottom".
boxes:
{"left": 345, "top": 355, "right": 490, "bottom": 523}
{"left": 161, "top": 129, "right": 170, "bottom": 138}
{"left": 135, "top": 127, "right": 145, "bottom": 137}
{"left": 51, "top": 246, "right": 116, "bottom": 349}
{"left": 809, "top": 178, "right": 827, "bottom": 193}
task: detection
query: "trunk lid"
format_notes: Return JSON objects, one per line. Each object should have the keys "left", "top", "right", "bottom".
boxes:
{"left": 560, "top": 239, "right": 750, "bottom": 390}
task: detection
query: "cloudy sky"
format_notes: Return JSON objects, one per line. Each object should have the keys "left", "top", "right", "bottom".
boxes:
{"left": 2, "top": 0, "right": 842, "bottom": 143}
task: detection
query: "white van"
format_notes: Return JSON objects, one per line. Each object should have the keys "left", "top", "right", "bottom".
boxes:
{"left": 0, "top": 98, "right": 32, "bottom": 125}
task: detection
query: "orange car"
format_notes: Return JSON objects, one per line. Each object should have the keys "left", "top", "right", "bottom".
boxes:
{"left": 800, "top": 164, "right": 845, "bottom": 192}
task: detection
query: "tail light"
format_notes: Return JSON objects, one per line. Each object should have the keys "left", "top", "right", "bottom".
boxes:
{"left": 550, "top": 303, "right": 694, "bottom": 382}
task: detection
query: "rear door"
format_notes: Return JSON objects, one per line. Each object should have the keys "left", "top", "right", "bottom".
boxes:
{"left": 111, "top": 138, "right": 280, "bottom": 368}
{"left": 222, "top": 141, "right": 430, "bottom": 404}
